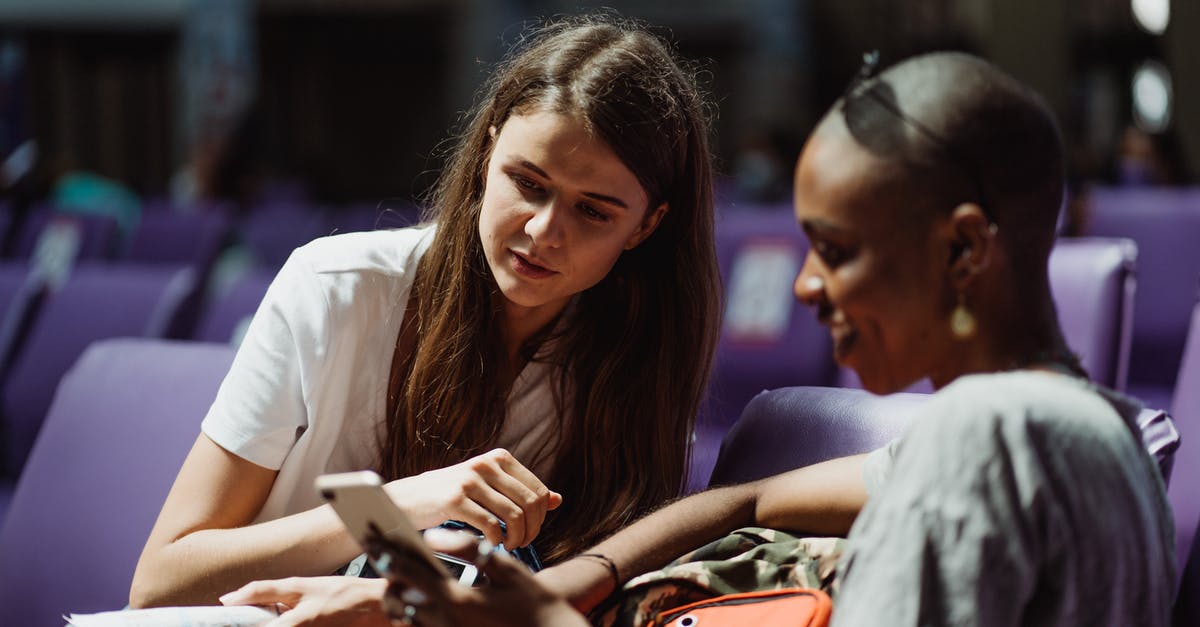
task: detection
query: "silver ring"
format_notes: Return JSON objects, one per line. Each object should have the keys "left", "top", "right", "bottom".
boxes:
{"left": 398, "top": 603, "right": 417, "bottom": 625}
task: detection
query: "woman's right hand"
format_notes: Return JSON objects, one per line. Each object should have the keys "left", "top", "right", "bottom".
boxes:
{"left": 384, "top": 448, "right": 562, "bottom": 548}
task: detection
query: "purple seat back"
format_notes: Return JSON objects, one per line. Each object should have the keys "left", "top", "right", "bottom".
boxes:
{"left": 0, "top": 262, "right": 42, "bottom": 379}
{"left": 0, "top": 263, "right": 196, "bottom": 476}
{"left": 0, "top": 338, "right": 235, "bottom": 626}
{"left": 123, "top": 207, "right": 230, "bottom": 267}
{"left": 689, "top": 208, "right": 835, "bottom": 491}
{"left": 240, "top": 201, "right": 329, "bottom": 269}
{"left": 1169, "top": 304, "right": 1200, "bottom": 604}
{"left": 330, "top": 203, "right": 421, "bottom": 235}
{"left": 838, "top": 237, "right": 1137, "bottom": 392}
{"left": 14, "top": 208, "right": 120, "bottom": 261}
{"left": 709, "top": 209, "right": 835, "bottom": 424}
{"left": 716, "top": 386, "right": 1178, "bottom": 485}
{"left": 708, "top": 387, "right": 924, "bottom": 486}
{"left": 193, "top": 269, "right": 274, "bottom": 345}
{"left": 1084, "top": 187, "right": 1200, "bottom": 388}
{"left": 1046, "top": 237, "right": 1136, "bottom": 390}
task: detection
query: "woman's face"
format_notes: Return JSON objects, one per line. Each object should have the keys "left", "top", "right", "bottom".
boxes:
{"left": 791, "top": 125, "right": 956, "bottom": 393}
{"left": 479, "top": 110, "right": 664, "bottom": 323}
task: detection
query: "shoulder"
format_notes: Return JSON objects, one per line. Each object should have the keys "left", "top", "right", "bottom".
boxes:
{"left": 289, "top": 223, "right": 437, "bottom": 277}
{"left": 918, "top": 371, "right": 1138, "bottom": 457}
{"left": 259, "top": 223, "right": 437, "bottom": 330}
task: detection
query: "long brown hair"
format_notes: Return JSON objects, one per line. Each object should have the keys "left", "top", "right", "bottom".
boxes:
{"left": 380, "top": 15, "right": 720, "bottom": 563}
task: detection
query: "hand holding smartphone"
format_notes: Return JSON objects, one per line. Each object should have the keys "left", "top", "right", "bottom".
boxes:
{"left": 316, "top": 470, "right": 481, "bottom": 586}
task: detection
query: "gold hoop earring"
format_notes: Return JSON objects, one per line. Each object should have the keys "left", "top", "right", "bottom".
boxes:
{"left": 950, "top": 292, "right": 977, "bottom": 340}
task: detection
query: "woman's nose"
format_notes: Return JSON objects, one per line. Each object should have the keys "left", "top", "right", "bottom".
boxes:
{"left": 525, "top": 201, "right": 566, "bottom": 249}
{"left": 793, "top": 253, "right": 825, "bottom": 306}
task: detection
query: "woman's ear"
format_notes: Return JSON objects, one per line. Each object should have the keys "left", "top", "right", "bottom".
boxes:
{"left": 625, "top": 203, "right": 669, "bottom": 250}
{"left": 946, "top": 202, "right": 997, "bottom": 290}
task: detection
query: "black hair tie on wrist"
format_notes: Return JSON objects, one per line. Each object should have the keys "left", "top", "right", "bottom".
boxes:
{"left": 577, "top": 553, "right": 621, "bottom": 590}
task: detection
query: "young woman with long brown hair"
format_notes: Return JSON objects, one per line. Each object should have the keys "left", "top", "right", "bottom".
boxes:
{"left": 130, "top": 15, "right": 720, "bottom": 611}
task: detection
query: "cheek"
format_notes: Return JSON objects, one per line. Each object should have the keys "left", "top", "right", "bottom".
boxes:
{"left": 570, "top": 237, "right": 629, "bottom": 283}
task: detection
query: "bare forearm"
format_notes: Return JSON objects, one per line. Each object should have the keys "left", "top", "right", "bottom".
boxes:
{"left": 589, "top": 482, "right": 759, "bottom": 589}
{"left": 754, "top": 454, "right": 869, "bottom": 535}
{"left": 130, "top": 504, "right": 360, "bottom": 608}
{"left": 545, "top": 454, "right": 870, "bottom": 612}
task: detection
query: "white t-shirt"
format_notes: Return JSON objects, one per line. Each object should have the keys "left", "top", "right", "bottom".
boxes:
{"left": 201, "top": 225, "right": 564, "bottom": 523}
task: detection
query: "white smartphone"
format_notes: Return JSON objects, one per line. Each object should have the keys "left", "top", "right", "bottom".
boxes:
{"left": 316, "top": 470, "right": 480, "bottom": 586}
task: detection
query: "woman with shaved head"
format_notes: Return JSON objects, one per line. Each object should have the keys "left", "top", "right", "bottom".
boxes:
{"left": 378, "top": 51, "right": 1175, "bottom": 627}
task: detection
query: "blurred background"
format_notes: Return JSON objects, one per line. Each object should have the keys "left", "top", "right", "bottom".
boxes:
{"left": 0, "top": 0, "right": 1197, "bottom": 493}
{"left": 0, "top": 0, "right": 1195, "bottom": 210}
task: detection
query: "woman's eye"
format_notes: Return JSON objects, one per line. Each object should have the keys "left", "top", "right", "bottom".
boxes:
{"left": 511, "top": 174, "right": 541, "bottom": 192}
{"left": 578, "top": 203, "right": 610, "bottom": 222}
{"left": 813, "top": 240, "right": 849, "bottom": 267}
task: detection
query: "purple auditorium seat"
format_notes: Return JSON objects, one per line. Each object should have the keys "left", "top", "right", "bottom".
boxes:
{"left": 688, "top": 208, "right": 835, "bottom": 492}
{"left": 0, "top": 338, "right": 236, "bottom": 627}
{"left": 838, "top": 236, "right": 1137, "bottom": 393}
{"left": 240, "top": 201, "right": 329, "bottom": 269}
{"left": 708, "top": 387, "right": 922, "bottom": 487}
{"left": 123, "top": 208, "right": 231, "bottom": 338}
{"left": 1084, "top": 187, "right": 1200, "bottom": 405}
{"left": 193, "top": 268, "right": 274, "bottom": 345}
{"left": 123, "top": 205, "right": 231, "bottom": 267}
{"left": 0, "top": 263, "right": 196, "bottom": 476}
{"left": 14, "top": 206, "right": 120, "bottom": 261}
{"left": 1046, "top": 237, "right": 1136, "bottom": 390}
{"left": 1169, "top": 303, "right": 1200, "bottom": 618}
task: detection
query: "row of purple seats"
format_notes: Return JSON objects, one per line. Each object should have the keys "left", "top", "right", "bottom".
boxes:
{"left": 1083, "top": 186, "right": 1200, "bottom": 410}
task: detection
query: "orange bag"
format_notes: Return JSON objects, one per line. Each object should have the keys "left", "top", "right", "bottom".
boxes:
{"left": 647, "top": 587, "right": 832, "bottom": 627}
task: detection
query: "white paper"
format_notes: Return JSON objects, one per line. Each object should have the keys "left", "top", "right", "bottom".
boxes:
{"left": 65, "top": 605, "right": 278, "bottom": 627}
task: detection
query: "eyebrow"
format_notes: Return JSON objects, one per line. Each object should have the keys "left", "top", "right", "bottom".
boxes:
{"left": 800, "top": 218, "right": 850, "bottom": 235}
{"left": 517, "top": 159, "right": 631, "bottom": 210}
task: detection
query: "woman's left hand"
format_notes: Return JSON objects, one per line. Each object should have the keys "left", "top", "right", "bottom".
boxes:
{"left": 219, "top": 576, "right": 390, "bottom": 627}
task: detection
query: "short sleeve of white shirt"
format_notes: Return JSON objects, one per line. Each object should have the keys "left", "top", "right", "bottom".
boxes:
{"left": 201, "top": 246, "right": 328, "bottom": 469}
{"left": 199, "top": 224, "right": 567, "bottom": 522}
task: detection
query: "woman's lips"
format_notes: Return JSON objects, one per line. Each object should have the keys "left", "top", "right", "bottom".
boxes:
{"left": 509, "top": 250, "right": 557, "bottom": 279}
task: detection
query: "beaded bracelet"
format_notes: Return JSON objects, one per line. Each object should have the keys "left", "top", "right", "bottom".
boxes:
{"left": 577, "top": 553, "right": 621, "bottom": 591}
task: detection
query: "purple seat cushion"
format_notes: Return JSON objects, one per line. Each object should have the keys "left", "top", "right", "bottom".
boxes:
{"left": 0, "top": 339, "right": 235, "bottom": 626}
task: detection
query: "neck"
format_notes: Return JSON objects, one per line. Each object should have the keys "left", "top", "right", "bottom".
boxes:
{"left": 499, "top": 297, "right": 569, "bottom": 369}
{"left": 928, "top": 278, "right": 1078, "bottom": 389}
